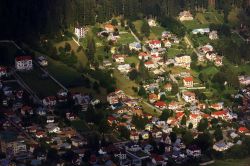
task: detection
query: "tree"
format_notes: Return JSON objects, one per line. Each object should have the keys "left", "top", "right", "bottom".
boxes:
{"left": 197, "top": 118, "right": 209, "bottom": 132}
{"left": 160, "top": 109, "right": 171, "bottom": 121}
{"left": 86, "top": 34, "right": 96, "bottom": 63}
{"left": 181, "top": 115, "right": 187, "bottom": 126}
{"left": 195, "top": 132, "right": 213, "bottom": 151}
{"left": 169, "top": 132, "right": 177, "bottom": 143}
{"left": 182, "top": 131, "right": 194, "bottom": 146}
{"left": 138, "top": 86, "right": 147, "bottom": 98}
{"left": 119, "top": 126, "right": 130, "bottom": 139}
{"left": 128, "top": 69, "right": 139, "bottom": 80}
{"left": 64, "top": 42, "right": 71, "bottom": 52}
{"left": 188, "top": 123, "right": 193, "bottom": 129}
{"left": 171, "top": 83, "right": 179, "bottom": 95}
{"left": 141, "top": 20, "right": 150, "bottom": 37}
{"left": 111, "top": 18, "right": 118, "bottom": 26}
{"left": 214, "top": 127, "right": 223, "bottom": 141}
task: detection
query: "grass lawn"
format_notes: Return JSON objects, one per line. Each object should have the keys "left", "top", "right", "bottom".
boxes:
{"left": 228, "top": 8, "right": 240, "bottom": 27}
{"left": 45, "top": 57, "right": 85, "bottom": 87}
{"left": 125, "top": 56, "right": 139, "bottom": 65}
{"left": 149, "top": 26, "right": 165, "bottom": 39}
{"left": 200, "top": 66, "right": 219, "bottom": 75}
{"left": 133, "top": 20, "right": 143, "bottom": 33}
{"left": 182, "top": 20, "right": 206, "bottom": 30}
{"left": 211, "top": 158, "right": 250, "bottom": 166}
{"left": 18, "top": 67, "right": 61, "bottom": 98}
{"left": 0, "top": 42, "right": 23, "bottom": 66}
{"left": 168, "top": 48, "right": 184, "bottom": 58}
{"left": 113, "top": 69, "right": 138, "bottom": 97}
{"left": 54, "top": 40, "right": 88, "bottom": 67}
{"left": 117, "top": 33, "right": 136, "bottom": 45}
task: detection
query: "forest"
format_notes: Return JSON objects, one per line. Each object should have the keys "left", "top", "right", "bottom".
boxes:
{"left": 0, "top": 0, "right": 250, "bottom": 41}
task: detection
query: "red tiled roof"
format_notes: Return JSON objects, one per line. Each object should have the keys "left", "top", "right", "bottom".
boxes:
{"left": 183, "top": 91, "right": 195, "bottom": 96}
{"left": 183, "top": 77, "right": 193, "bottom": 82}
{"left": 0, "top": 66, "right": 7, "bottom": 72}
{"left": 145, "top": 61, "right": 154, "bottom": 65}
{"left": 139, "top": 52, "right": 148, "bottom": 57}
{"left": 15, "top": 56, "right": 32, "bottom": 61}
{"left": 149, "top": 93, "right": 158, "bottom": 99}
{"left": 155, "top": 101, "right": 167, "bottom": 107}
{"left": 238, "top": 127, "right": 249, "bottom": 133}
{"left": 211, "top": 110, "right": 227, "bottom": 116}
{"left": 176, "top": 112, "right": 184, "bottom": 119}
{"left": 149, "top": 40, "right": 161, "bottom": 45}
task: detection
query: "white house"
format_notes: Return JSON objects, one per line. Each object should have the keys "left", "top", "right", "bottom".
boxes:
{"left": 183, "top": 77, "right": 194, "bottom": 88}
{"left": 138, "top": 52, "right": 150, "bottom": 60}
{"left": 182, "top": 91, "right": 196, "bottom": 103}
{"left": 0, "top": 66, "right": 7, "bottom": 77}
{"left": 75, "top": 27, "right": 86, "bottom": 39}
{"left": 174, "top": 55, "right": 191, "bottom": 69}
{"left": 186, "top": 145, "right": 201, "bottom": 158}
{"left": 48, "top": 126, "right": 61, "bottom": 134}
{"left": 37, "top": 56, "right": 48, "bottom": 67}
{"left": 117, "top": 64, "right": 131, "bottom": 73}
{"left": 179, "top": 11, "right": 194, "bottom": 21}
{"left": 209, "top": 30, "right": 218, "bottom": 40}
{"left": 15, "top": 56, "right": 33, "bottom": 71}
{"left": 43, "top": 96, "right": 57, "bottom": 107}
{"left": 148, "top": 19, "right": 157, "bottom": 27}
{"left": 144, "top": 61, "right": 156, "bottom": 69}
{"left": 149, "top": 40, "right": 161, "bottom": 49}
{"left": 112, "top": 54, "right": 125, "bottom": 63}
{"left": 129, "top": 42, "right": 141, "bottom": 51}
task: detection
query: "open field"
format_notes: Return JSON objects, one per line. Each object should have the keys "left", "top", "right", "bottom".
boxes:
{"left": 125, "top": 56, "right": 139, "bottom": 65}
{"left": 18, "top": 67, "right": 61, "bottom": 98}
{"left": 117, "top": 33, "right": 136, "bottom": 45}
{"left": 149, "top": 26, "right": 165, "bottom": 39}
{"left": 211, "top": 158, "right": 250, "bottom": 166}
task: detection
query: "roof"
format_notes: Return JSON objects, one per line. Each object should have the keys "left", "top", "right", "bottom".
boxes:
{"left": 154, "top": 101, "right": 167, "bottom": 107}
{"left": 149, "top": 40, "right": 161, "bottom": 45}
{"left": 149, "top": 93, "right": 158, "bottom": 99}
{"left": 238, "top": 127, "right": 249, "bottom": 133}
{"left": 183, "top": 91, "right": 195, "bottom": 96}
{"left": 145, "top": 61, "right": 154, "bottom": 65}
{"left": 139, "top": 52, "right": 148, "bottom": 57}
{"left": 176, "top": 112, "right": 184, "bottom": 119}
{"left": 15, "top": 56, "right": 32, "bottom": 61}
{"left": 104, "top": 24, "right": 114, "bottom": 29}
{"left": 183, "top": 77, "right": 193, "bottom": 82}
{"left": 164, "top": 83, "right": 172, "bottom": 88}
{"left": 211, "top": 110, "right": 227, "bottom": 116}
{"left": 0, "top": 66, "right": 7, "bottom": 72}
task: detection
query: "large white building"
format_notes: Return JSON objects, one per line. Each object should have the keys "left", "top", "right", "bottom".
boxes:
{"left": 75, "top": 27, "right": 86, "bottom": 39}
{"left": 15, "top": 56, "right": 33, "bottom": 71}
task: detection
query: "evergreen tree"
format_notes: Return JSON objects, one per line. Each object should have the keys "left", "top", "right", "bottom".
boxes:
{"left": 86, "top": 34, "right": 96, "bottom": 63}
{"left": 141, "top": 20, "right": 150, "bottom": 37}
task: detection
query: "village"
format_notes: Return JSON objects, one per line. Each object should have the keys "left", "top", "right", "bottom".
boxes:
{"left": 0, "top": 6, "right": 250, "bottom": 166}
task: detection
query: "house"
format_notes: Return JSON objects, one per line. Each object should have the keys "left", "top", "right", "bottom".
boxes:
{"left": 215, "top": 56, "right": 223, "bottom": 66}
{"left": 174, "top": 55, "right": 191, "bottom": 69}
{"left": 164, "top": 83, "right": 172, "bottom": 91}
{"left": 66, "top": 112, "right": 77, "bottom": 121}
{"left": 48, "top": 126, "right": 61, "bottom": 134}
{"left": 129, "top": 42, "right": 141, "bottom": 51}
{"left": 182, "top": 91, "right": 196, "bottom": 103}
{"left": 108, "top": 116, "right": 117, "bottom": 125}
{"left": 15, "top": 56, "right": 33, "bottom": 71}
{"left": 0, "top": 66, "right": 7, "bottom": 77}
{"left": 46, "top": 116, "right": 55, "bottom": 123}
{"left": 104, "top": 24, "right": 115, "bottom": 32}
{"left": 211, "top": 110, "right": 232, "bottom": 120}
{"left": 112, "top": 54, "right": 126, "bottom": 63}
{"left": 168, "top": 102, "right": 179, "bottom": 110}
{"left": 43, "top": 96, "right": 57, "bottom": 107}
{"left": 199, "top": 44, "right": 214, "bottom": 54}
{"left": 154, "top": 101, "right": 167, "bottom": 110}
{"left": 162, "top": 31, "right": 172, "bottom": 38}
{"left": 130, "top": 130, "right": 139, "bottom": 141}
{"left": 149, "top": 40, "right": 161, "bottom": 49}
{"left": 141, "top": 131, "right": 149, "bottom": 140}
{"left": 145, "top": 124, "right": 153, "bottom": 131}
{"left": 162, "top": 39, "right": 172, "bottom": 48}
{"left": 36, "top": 107, "right": 47, "bottom": 116}
{"left": 148, "top": 93, "right": 158, "bottom": 103}
{"left": 75, "top": 26, "right": 86, "bottom": 39}
{"left": 205, "top": 51, "right": 217, "bottom": 61}
{"left": 183, "top": 77, "right": 193, "bottom": 88}
{"left": 213, "top": 141, "right": 232, "bottom": 152}
{"left": 0, "top": 131, "right": 27, "bottom": 156}
{"left": 192, "top": 28, "right": 210, "bottom": 35}
{"left": 151, "top": 54, "right": 162, "bottom": 63}
{"left": 238, "top": 127, "right": 249, "bottom": 134}
{"left": 148, "top": 19, "right": 157, "bottom": 27}
{"left": 35, "top": 131, "right": 45, "bottom": 138}
{"left": 188, "top": 114, "right": 202, "bottom": 128}
{"left": 179, "top": 11, "right": 194, "bottom": 21}
{"left": 117, "top": 64, "right": 131, "bottom": 73}
{"left": 37, "top": 56, "right": 48, "bottom": 67}
{"left": 209, "top": 30, "right": 218, "bottom": 40}
{"left": 210, "top": 103, "right": 223, "bottom": 110}
{"left": 186, "top": 145, "right": 201, "bottom": 158}
{"left": 238, "top": 76, "right": 250, "bottom": 85}
{"left": 138, "top": 52, "right": 150, "bottom": 60}
{"left": 21, "top": 106, "right": 33, "bottom": 115}
{"left": 144, "top": 61, "right": 156, "bottom": 69}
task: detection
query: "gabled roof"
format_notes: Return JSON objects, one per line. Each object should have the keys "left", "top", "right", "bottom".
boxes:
{"left": 183, "top": 77, "right": 193, "bottom": 82}
{"left": 15, "top": 56, "right": 32, "bottom": 61}
{"left": 154, "top": 101, "right": 167, "bottom": 107}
